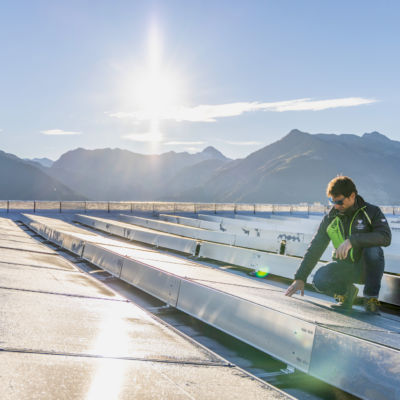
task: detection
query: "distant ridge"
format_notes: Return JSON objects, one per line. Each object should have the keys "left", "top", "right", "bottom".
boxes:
{"left": 47, "top": 146, "right": 231, "bottom": 200}
{"left": 0, "top": 150, "right": 85, "bottom": 200}
{"left": 187, "top": 129, "right": 400, "bottom": 204}
{"left": 3, "top": 130, "right": 399, "bottom": 204}
{"left": 25, "top": 157, "right": 54, "bottom": 168}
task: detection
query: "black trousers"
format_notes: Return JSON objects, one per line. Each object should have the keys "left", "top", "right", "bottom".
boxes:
{"left": 312, "top": 247, "right": 385, "bottom": 297}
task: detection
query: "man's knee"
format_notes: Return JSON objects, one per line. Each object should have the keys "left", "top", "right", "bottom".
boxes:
{"left": 312, "top": 267, "right": 329, "bottom": 292}
{"left": 363, "top": 247, "right": 384, "bottom": 264}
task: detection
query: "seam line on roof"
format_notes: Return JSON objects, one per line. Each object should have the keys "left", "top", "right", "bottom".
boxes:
{"left": 0, "top": 286, "right": 128, "bottom": 303}
{"left": 0, "top": 245, "right": 57, "bottom": 255}
{"left": 0, "top": 260, "right": 79, "bottom": 272}
{"left": 0, "top": 347, "right": 232, "bottom": 367}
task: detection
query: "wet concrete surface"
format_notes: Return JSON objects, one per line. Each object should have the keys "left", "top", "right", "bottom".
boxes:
{"left": 0, "top": 352, "right": 290, "bottom": 400}
{"left": 0, "top": 247, "right": 77, "bottom": 271}
{"left": 0, "top": 237, "right": 57, "bottom": 254}
{"left": 19, "top": 213, "right": 400, "bottom": 400}
{"left": 0, "top": 215, "right": 292, "bottom": 400}
{"left": 1, "top": 288, "right": 224, "bottom": 363}
{"left": 0, "top": 262, "right": 121, "bottom": 300}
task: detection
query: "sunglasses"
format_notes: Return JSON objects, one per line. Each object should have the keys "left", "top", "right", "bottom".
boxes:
{"left": 329, "top": 197, "right": 346, "bottom": 206}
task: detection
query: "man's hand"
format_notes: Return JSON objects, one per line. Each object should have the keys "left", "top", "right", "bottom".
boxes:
{"left": 335, "top": 239, "right": 352, "bottom": 260}
{"left": 285, "top": 280, "right": 305, "bottom": 297}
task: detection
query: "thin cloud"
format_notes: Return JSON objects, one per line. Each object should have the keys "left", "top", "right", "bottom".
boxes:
{"left": 122, "top": 132, "right": 163, "bottom": 142}
{"left": 225, "top": 141, "right": 262, "bottom": 146}
{"left": 185, "top": 147, "right": 201, "bottom": 153}
{"left": 108, "top": 97, "right": 377, "bottom": 123}
{"left": 164, "top": 141, "right": 205, "bottom": 145}
{"left": 41, "top": 129, "right": 81, "bottom": 135}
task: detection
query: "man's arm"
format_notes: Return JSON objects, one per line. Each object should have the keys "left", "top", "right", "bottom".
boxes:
{"left": 293, "top": 216, "right": 331, "bottom": 282}
{"left": 286, "top": 217, "right": 330, "bottom": 297}
{"left": 285, "top": 279, "right": 304, "bottom": 297}
{"left": 350, "top": 206, "right": 391, "bottom": 248}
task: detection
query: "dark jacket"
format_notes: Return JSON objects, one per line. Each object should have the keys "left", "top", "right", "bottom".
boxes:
{"left": 294, "top": 195, "right": 391, "bottom": 282}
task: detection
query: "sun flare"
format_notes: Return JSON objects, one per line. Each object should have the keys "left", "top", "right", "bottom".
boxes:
{"left": 133, "top": 72, "right": 182, "bottom": 117}
{"left": 120, "top": 23, "right": 185, "bottom": 145}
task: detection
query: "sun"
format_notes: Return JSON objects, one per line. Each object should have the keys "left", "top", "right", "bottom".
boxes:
{"left": 133, "top": 70, "right": 182, "bottom": 118}
{"left": 128, "top": 24, "right": 184, "bottom": 121}
{"left": 118, "top": 23, "right": 186, "bottom": 147}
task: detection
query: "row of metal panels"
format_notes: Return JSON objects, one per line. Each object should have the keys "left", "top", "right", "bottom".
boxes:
{"left": 161, "top": 213, "right": 320, "bottom": 235}
{"left": 149, "top": 213, "right": 400, "bottom": 274}
{"left": 20, "top": 214, "right": 400, "bottom": 400}
{"left": 199, "top": 241, "right": 400, "bottom": 306}
{"left": 74, "top": 214, "right": 198, "bottom": 255}
{"left": 159, "top": 213, "right": 333, "bottom": 260}
{"left": 236, "top": 213, "right": 400, "bottom": 236}
{"left": 21, "top": 214, "right": 315, "bottom": 373}
{"left": 117, "top": 214, "right": 335, "bottom": 260}
{"left": 74, "top": 213, "right": 323, "bottom": 282}
{"left": 197, "top": 213, "right": 400, "bottom": 271}
{"left": 73, "top": 214, "right": 400, "bottom": 306}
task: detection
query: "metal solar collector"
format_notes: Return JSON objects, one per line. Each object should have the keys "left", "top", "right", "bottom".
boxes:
{"left": 2, "top": 218, "right": 294, "bottom": 400}
{"left": 159, "top": 213, "right": 333, "bottom": 260}
{"left": 18, "top": 214, "right": 400, "bottom": 400}
{"left": 74, "top": 214, "right": 198, "bottom": 255}
{"left": 117, "top": 214, "right": 237, "bottom": 246}
{"left": 70, "top": 213, "right": 400, "bottom": 305}
{"left": 200, "top": 213, "right": 320, "bottom": 233}
{"left": 118, "top": 214, "right": 331, "bottom": 256}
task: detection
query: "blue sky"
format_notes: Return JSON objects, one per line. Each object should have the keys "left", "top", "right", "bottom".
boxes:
{"left": 0, "top": 1, "right": 399, "bottom": 160}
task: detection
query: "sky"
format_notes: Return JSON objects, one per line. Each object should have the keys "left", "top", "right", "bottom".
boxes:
{"left": 0, "top": 0, "right": 399, "bottom": 160}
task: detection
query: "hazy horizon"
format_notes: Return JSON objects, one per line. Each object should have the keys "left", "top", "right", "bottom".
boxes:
{"left": 17, "top": 128, "right": 395, "bottom": 163}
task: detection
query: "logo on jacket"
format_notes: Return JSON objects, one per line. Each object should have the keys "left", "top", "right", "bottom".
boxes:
{"left": 355, "top": 219, "right": 365, "bottom": 230}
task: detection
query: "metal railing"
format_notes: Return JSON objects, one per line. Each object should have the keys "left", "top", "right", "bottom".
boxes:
{"left": 1, "top": 200, "right": 400, "bottom": 215}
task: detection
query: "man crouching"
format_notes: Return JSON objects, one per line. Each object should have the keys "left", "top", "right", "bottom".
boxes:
{"left": 285, "top": 176, "right": 391, "bottom": 314}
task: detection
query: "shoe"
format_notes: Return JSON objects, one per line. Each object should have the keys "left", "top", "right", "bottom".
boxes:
{"left": 331, "top": 285, "right": 359, "bottom": 311}
{"left": 364, "top": 297, "right": 381, "bottom": 315}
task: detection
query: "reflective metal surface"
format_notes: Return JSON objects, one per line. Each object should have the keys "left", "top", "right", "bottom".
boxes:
{"left": 1, "top": 216, "right": 291, "bottom": 400}
{"left": 24, "top": 213, "right": 400, "bottom": 306}
{"left": 74, "top": 214, "right": 197, "bottom": 254}
{"left": 118, "top": 214, "right": 237, "bottom": 246}
{"left": 310, "top": 326, "right": 400, "bottom": 400}
{"left": 16, "top": 214, "right": 400, "bottom": 400}
{"left": 177, "top": 280, "right": 316, "bottom": 371}
{"left": 1, "top": 353, "right": 291, "bottom": 400}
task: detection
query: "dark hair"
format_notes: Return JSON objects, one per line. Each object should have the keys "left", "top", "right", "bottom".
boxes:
{"left": 326, "top": 176, "right": 357, "bottom": 198}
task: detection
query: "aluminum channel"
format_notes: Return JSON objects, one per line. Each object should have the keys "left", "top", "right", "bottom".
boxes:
{"left": 24, "top": 214, "right": 400, "bottom": 307}
{"left": 160, "top": 213, "right": 267, "bottom": 235}
{"left": 198, "top": 214, "right": 400, "bottom": 274}
{"left": 74, "top": 214, "right": 198, "bottom": 255}
{"left": 1, "top": 222, "right": 293, "bottom": 400}
{"left": 72, "top": 214, "right": 400, "bottom": 306}
{"left": 199, "top": 213, "right": 319, "bottom": 233}
{"left": 159, "top": 213, "right": 334, "bottom": 260}
{"left": 117, "top": 214, "right": 237, "bottom": 246}
{"left": 237, "top": 214, "right": 400, "bottom": 264}
{"left": 118, "top": 214, "right": 330, "bottom": 257}
{"left": 199, "top": 241, "right": 400, "bottom": 306}
{"left": 20, "top": 215, "right": 400, "bottom": 400}
{"left": 235, "top": 213, "right": 321, "bottom": 229}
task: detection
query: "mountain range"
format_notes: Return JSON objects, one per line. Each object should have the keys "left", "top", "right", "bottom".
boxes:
{"left": 182, "top": 129, "right": 400, "bottom": 204}
{"left": 0, "top": 150, "right": 84, "bottom": 200}
{"left": 46, "top": 146, "right": 230, "bottom": 200}
{"left": 2, "top": 129, "right": 400, "bottom": 204}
